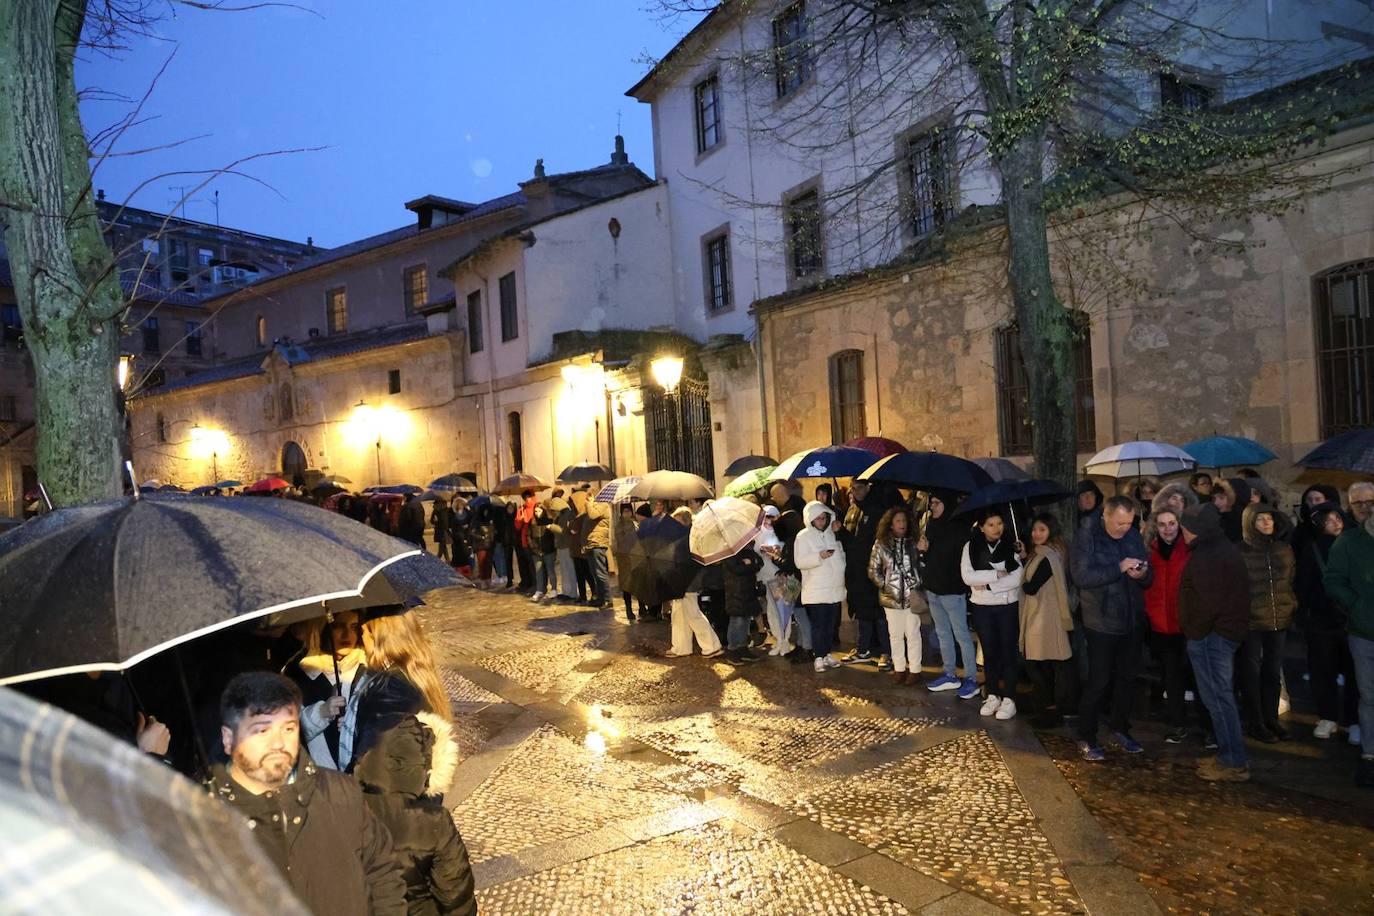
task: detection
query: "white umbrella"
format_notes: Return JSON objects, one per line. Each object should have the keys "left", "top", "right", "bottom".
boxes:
{"left": 1084, "top": 441, "right": 1196, "bottom": 478}
{"left": 628, "top": 470, "right": 714, "bottom": 502}
{"left": 594, "top": 475, "right": 642, "bottom": 503}
{"left": 689, "top": 497, "right": 765, "bottom": 564}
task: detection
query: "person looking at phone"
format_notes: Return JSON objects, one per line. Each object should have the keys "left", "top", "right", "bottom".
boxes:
{"left": 1070, "top": 494, "right": 1154, "bottom": 762}
{"left": 794, "top": 500, "right": 847, "bottom": 672}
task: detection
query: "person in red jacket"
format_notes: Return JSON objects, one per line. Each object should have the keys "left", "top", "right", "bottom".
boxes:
{"left": 1145, "top": 508, "right": 1213, "bottom": 745}
{"left": 512, "top": 490, "right": 539, "bottom": 593}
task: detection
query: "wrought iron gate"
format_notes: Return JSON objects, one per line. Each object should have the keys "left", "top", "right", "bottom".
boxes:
{"left": 644, "top": 376, "right": 715, "bottom": 481}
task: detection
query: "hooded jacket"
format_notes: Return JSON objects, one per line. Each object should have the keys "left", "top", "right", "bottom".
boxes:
{"left": 1240, "top": 504, "right": 1297, "bottom": 631}
{"left": 841, "top": 483, "right": 903, "bottom": 620}
{"left": 793, "top": 501, "right": 846, "bottom": 604}
{"left": 1149, "top": 483, "right": 1198, "bottom": 523}
{"left": 208, "top": 752, "right": 408, "bottom": 916}
{"left": 1217, "top": 478, "right": 1252, "bottom": 543}
{"left": 1295, "top": 502, "right": 1346, "bottom": 634}
{"left": 722, "top": 546, "right": 764, "bottom": 617}
{"left": 1076, "top": 480, "right": 1103, "bottom": 529}
{"left": 1069, "top": 513, "right": 1153, "bottom": 635}
{"left": 583, "top": 498, "right": 612, "bottom": 550}
{"left": 1178, "top": 510, "right": 1250, "bottom": 642}
{"left": 1324, "top": 517, "right": 1374, "bottom": 641}
{"left": 353, "top": 713, "right": 477, "bottom": 916}
{"left": 541, "top": 496, "right": 573, "bottom": 551}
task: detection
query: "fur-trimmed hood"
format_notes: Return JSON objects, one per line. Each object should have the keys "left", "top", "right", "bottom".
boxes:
{"left": 352, "top": 710, "right": 461, "bottom": 800}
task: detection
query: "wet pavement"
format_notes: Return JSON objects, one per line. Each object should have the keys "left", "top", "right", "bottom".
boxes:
{"left": 419, "top": 586, "right": 1372, "bottom": 915}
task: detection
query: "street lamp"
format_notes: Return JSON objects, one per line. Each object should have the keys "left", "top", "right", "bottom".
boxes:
{"left": 650, "top": 355, "right": 685, "bottom": 471}
{"left": 190, "top": 423, "right": 230, "bottom": 484}
{"left": 356, "top": 399, "right": 383, "bottom": 486}
{"left": 116, "top": 354, "right": 135, "bottom": 391}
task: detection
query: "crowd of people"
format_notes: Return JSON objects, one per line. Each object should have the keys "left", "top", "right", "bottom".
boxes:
{"left": 604, "top": 472, "right": 1374, "bottom": 788}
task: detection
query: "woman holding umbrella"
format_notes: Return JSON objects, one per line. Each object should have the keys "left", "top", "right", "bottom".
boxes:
{"left": 292, "top": 612, "right": 367, "bottom": 772}
{"left": 961, "top": 509, "right": 1024, "bottom": 720}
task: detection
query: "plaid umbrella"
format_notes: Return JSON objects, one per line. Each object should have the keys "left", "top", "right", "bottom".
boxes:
{"left": 0, "top": 687, "right": 307, "bottom": 914}
{"left": 594, "top": 476, "right": 642, "bottom": 503}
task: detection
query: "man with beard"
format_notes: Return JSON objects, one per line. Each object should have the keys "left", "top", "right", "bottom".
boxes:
{"left": 210, "top": 672, "right": 406, "bottom": 915}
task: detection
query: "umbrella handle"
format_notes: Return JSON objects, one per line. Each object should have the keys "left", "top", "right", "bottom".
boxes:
{"left": 174, "top": 648, "right": 212, "bottom": 777}
{"left": 322, "top": 611, "right": 344, "bottom": 697}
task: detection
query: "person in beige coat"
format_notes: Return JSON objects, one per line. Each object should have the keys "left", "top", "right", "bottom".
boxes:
{"left": 1017, "top": 513, "right": 1078, "bottom": 728}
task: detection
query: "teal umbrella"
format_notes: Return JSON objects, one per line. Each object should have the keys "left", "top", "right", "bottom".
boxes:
{"left": 723, "top": 465, "right": 777, "bottom": 498}
{"left": 1182, "top": 435, "right": 1277, "bottom": 469}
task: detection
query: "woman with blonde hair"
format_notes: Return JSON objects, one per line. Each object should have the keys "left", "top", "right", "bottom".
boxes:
{"left": 351, "top": 606, "right": 475, "bottom": 915}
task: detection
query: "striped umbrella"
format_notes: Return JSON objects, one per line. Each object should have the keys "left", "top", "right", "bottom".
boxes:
{"left": 594, "top": 475, "right": 642, "bottom": 503}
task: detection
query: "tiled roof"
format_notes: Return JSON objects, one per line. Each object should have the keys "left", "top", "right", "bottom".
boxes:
{"left": 120, "top": 276, "right": 201, "bottom": 307}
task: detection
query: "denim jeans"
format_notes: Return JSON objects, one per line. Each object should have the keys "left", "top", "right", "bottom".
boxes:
{"left": 536, "top": 551, "right": 558, "bottom": 594}
{"left": 808, "top": 603, "right": 841, "bottom": 656}
{"left": 858, "top": 617, "right": 891, "bottom": 656}
{"left": 557, "top": 548, "right": 577, "bottom": 598}
{"left": 493, "top": 543, "right": 509, "bottom": 581}
{"left": 927, "top": 591, "right": 977, "bottom": 678}
{"left": 590, "top": 547, "right": 609, "bottom": 605}
{"left": 727, "top": 616, "right": 751, "bottom": 650}
{"left": 791, "top": 602, "right": 812, "bottom": 651}
{"left": 1188, "top": 633, "right": 1247, "bottom": 768}
{"left": 1350, "top": 634, "right": 1374, "bottom": 757}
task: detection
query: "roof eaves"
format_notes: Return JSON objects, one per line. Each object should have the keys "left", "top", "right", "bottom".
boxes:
{"left": 625, "top": 3, "right": 733, "bottom": 101}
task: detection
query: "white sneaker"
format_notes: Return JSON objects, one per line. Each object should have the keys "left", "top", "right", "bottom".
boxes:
{"left": 980, "top": 694, "right": 1002, "bottom": 717}
{"left": 768, "top": 643, "right": 783, "bottom": 656}
{"left": 825, "top": 655, "right": 842, "bottom": 669}
{"left": 814, "top": 657, "right": 828, "bottom": 673}
{"left": 530, "top": 591, "right": 544, "bottom": 601}
{"left": 995, "top": 698, "right": 1018, "bottom": 720}
{"left": 1314, "top": 719, "right": 1338, "bottom": 740}
{"left": 1184, "top": 690, "right": 1195, "bottom": 702}
{"left": 1350, "top": 724, "right": 1364, "bottom": 746}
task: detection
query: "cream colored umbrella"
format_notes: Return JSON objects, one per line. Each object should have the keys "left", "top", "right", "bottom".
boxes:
{"left": 689, "top": 497, "right": 765, "bottom": 564}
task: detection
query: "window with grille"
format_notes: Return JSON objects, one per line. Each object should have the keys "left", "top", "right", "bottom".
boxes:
{"left": 185, "top": 320, "right": 203, "bottom": 356}
{"left": 499, "top": 272, "right": 518, "bottom": 342}
{"left": 1160, "top": 72, "right": 1213, "bottom": 111}
{"left": 773, "top": 2, "right": 810, "bottom": 99}
{"left": 694, "top": 74, "right": 721, "bottom": 153}
{"left": 403, "top": 265, "right": 428, "bottom": 315}
{"left": 905, "top": 128, "right": 954, "bottom": 237}
{"left": 703, "top": 231, "right": 732, "bottom": 311}
{"left": 828, "top": 350, "right": 866, "bottom": 443}
{"left": 1316, "top": 261, "right": 1374, "bottom": 437}
{"left": 467, "top": 290, "right": 484, "bottom": 353}
{"left": 327, "top": 286, "right": 348, "bottom": 334}
{"left": 142, "top": 317, "right": 160, "bottom": 353}
{"left": 994, "top": 316, "right": 1096, "bottom": 456}
{"left": 785, "top": 188, "right": 823, "bottom": 283}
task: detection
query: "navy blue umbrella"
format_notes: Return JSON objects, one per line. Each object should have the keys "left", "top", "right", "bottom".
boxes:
{"left": 770, "top": 445, "right": 881, "bottom": 481}
{"left": 621, "top": 516, "right": 696, "bottom": 606}
{"left": 859, "top": 451, "right": 993, "bottom": 494}
{"left": 953, "top": 479, "right": 1072, "bottom": 517}
{"left": 378, "top": 484, "right": 423, "bottom": 495}
{"left": 1183, "top": 435, "right": 1277, "bottom": 469}
{"left": 1296, "top": 428, "right": 1374, "bottom": 474}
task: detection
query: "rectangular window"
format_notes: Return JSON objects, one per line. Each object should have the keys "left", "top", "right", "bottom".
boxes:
{"left": 905, "top": 128, "right": 954, "bottom": 237}
{"left": 169, "top": 239, "right": 190, "bottom": 287}
{"left": 0, "top": 395, "right": 15, "bottom": 422}
{"left": 142, "top": 317, "right": 160, "bottom": 353}
{"left": 785, "top": 188, "right": 823, "bottom": 283}
{"left": 995, "top": 318, "right": 1096, "bottom": 456}
{"left": 773, "top": 2, "right": 810, "bottom": 99}
{"left": 694, "top": 74, "right": 722, "bottom": 153}
{"left": 388, "top": 369, "right": 402, "bottom": 395}
{"left": 185, "top": 320, "right": 203, "bottom": 356}
{"left": 197, "top": 248, "right": 214, "bottom": 267}
{"left": 326, "top": 286, "right": 348, "bottom": 334}
{"left": 466, "top": 290, "right": 484, "bottom": 353}
{"left": 703, "top": 231, "right": 732, "bottom": 312}
{"left": 403, "top": 265, "right": 428, "bottom": 315}
{"left": 828, "top": 350, "right": 865, "bottom": 443}
{"left": 499, "top": 272, "right": 518, "bottom": 342}
{"left": 1160, "top": 72, "right": 1213, "bottom": 111}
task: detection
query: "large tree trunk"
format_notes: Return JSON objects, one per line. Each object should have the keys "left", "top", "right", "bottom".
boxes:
{"left": 996, "top": 132, "right": 1079, "bottom": 521}
{"left": 0, "top": 0, "right": 124, "bottom": 506}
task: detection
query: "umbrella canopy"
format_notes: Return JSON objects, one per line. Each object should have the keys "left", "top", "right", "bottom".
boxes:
{"left": 723, "top": 454, "right": 778, "bottom": 477}
{"left": 723, "top": 465, "right": 778, "bottom": 498}
{"left": 770, "top": 445, "right": 881, "bottom": 481}
{"left": 690, "top": 497, "right": 765, "bottom": 564}
{"left": 428, "top": 473, "right": 481, "bottom": 494}
{"left": 1183, "top": 435, "right": 1278, "bottom": 469}
{"left": 156, "top": 483, "right": 185, "bottom": 493}
{"left": 621, "top": 516, "right": 697, "bottom": 606}
{"left": 0, "top": 494, "right": 428, "bottom": 686}
{"left": 190, "top": 485, "right": 218, "bottom": 496}
{"left": 246, "top": 476, "right": 290, "bottom": 493}
{"left": 1296, "top": 427, "right": 1374, "bottom": 474}
{"left": 1084, "top": 441, "right": 1196, "bottom": 478}
{"left": 629, "top": 470, "right": 714, "bottom": 502}
{"left": 859, "top": 451, "right": 993, "bottom": 494}
{"left": 311, "top": 480, "right": 346, "bottom": 496}
{"left": 214, "top": 479, "right": 242, "bottom": 489}
{"left": 492, "top": 473, "right": 550, "bottom": 496}
{"left": 378, "top": 483, "right": 423, "bottom": 495}
{"left": 972, "top": 457, "right": 1032, "bottom": 482}
{"left": 594, "top": 475, "right": 642, "bottom": 503}
{"left": 844, "top": 436, "right": 908, "bottom": 458}
{"left": 953, "top": 478, "right": 1072, "bottom": 518}
{"left": 0, "top": 687, "right": 307, "bottom": 915}
{"left": 557, "top": 462, "right": 614, "bottom": 483}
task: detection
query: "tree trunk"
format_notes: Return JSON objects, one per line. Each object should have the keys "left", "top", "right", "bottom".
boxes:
{"left": 996, "top": 132, "right": 1080, "bottom": 524}
{"left": 0, "top": 0, "right": 124, "bottom": 506}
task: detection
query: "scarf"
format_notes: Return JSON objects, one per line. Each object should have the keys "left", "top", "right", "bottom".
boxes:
{"left": 967, "top": 534, "right": 1020, "bottom": 573}
{"left": 1156, "top": 536, "right": 1177, "bottom": 560}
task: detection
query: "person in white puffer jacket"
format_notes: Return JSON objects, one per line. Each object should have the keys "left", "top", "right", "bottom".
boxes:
{"left": 794, "top": 500, "right": 847, "bottom": 672}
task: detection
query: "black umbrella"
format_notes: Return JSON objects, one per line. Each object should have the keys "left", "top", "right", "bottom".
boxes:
{"left": 557, "top": 462, "right": 613, "bottom": 482}
{"left": 723, "top": 454, "right": 778, "bottom": 477}
{"left": 189, "top": 485, "right": 217, "bottom": 496}
{"left": 972, "top": 457, "right": 1032, "bottom": 482}
{"left": 859, "top": 450, "right": 993, "bottom": 493}
{"left": 953, "top": 478, "right": 1072, "bottom": 540}
{"left": 0, "top": 686, "right": 308, "bottom": 914}
{"left": 429, "top": 473, "right": 481, "bottom": 494}
{"left": 621, "top": 516, "right": 697, "bottom": 606}
{"left": 0, "top": 494, "right": 438, "bottom": 686}
{"left": 1296, "top": 428, "right": 1374, "bottom": 474}
{"left": 378, "top": 483, "right": 423, "bottom": 495}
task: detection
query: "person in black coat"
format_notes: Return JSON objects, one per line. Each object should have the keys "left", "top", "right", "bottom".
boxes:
{"left": 841, "top": 480, "right": 903, "bottom": 666}
{"left": 1296, "top": 501, "right": 1359, "bottom": 738}
{"left": 918, "top": 491, "right": 979, "bottom": 695}
{"left": 722, "top": 546, "right": 764, "bottom": 664}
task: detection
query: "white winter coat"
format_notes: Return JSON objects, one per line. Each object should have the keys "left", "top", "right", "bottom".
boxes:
{"left": 794, "top": 501, "right": 847, "bottom": 605}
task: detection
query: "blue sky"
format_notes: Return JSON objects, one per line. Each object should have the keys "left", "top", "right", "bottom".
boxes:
{"left": 76, "top": 2, "right": 702, "bottom": 248}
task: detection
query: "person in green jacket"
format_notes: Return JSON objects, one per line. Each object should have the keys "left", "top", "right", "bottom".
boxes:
{"left": 1322, "top": 491, "right": 1374, "bottom": 788}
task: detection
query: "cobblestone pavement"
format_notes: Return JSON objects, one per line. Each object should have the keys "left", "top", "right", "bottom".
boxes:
{"left": 418, "top": 586, "right": 1370, "bottom": 914}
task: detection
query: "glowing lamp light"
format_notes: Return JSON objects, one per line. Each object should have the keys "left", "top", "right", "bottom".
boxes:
{"left": 188, "top": 424, "right": 230, "bottom": 459}
{"left": 650, "top": 355, "right": 684, "bottom": 393}
{"left": 115, "top": 355, "right": 135, "bottom": 390}
{"left": 560, "top": 364, "right": 582, "bottom": 386}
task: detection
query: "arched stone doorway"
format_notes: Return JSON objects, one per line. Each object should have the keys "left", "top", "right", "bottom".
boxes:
{"left": 281, "top": 440, "right": 308, "bottom": 485}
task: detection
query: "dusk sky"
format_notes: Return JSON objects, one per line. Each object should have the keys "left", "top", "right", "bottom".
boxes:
{"left": 76, "top": 2, "right": 704, "bottom": 249}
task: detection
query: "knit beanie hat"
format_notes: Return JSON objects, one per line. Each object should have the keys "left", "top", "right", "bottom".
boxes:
{"left": 1181, "top": 503, "right": 1222, "bottom": 538}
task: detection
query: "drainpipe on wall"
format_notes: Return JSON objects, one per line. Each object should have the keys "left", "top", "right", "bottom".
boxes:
{"left": 475, "top": 263, "right": 501, "bottom": 485}
{"left": 754, "top": 309, "right": 770, "bottom": 457}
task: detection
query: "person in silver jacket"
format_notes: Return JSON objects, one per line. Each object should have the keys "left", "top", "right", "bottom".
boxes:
{"left": 869, "top": 506, "right": 928, "bottom": 685}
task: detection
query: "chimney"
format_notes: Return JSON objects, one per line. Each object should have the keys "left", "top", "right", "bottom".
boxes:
{"left": 610, "top": 135, "right": 628, "bottom": 166}
{"left": 97, "top": 188, "right": 106, "bottom": 201}
{"left": 520, "top": 158, "right": 553, "bottom": 219}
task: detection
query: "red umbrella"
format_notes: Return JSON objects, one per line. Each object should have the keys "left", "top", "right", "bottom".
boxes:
{"left": 844, "top": 436, "right": 908, "bottom": 458}
{"left": 246, "top": 476, "right": 291, "bottom": 493}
